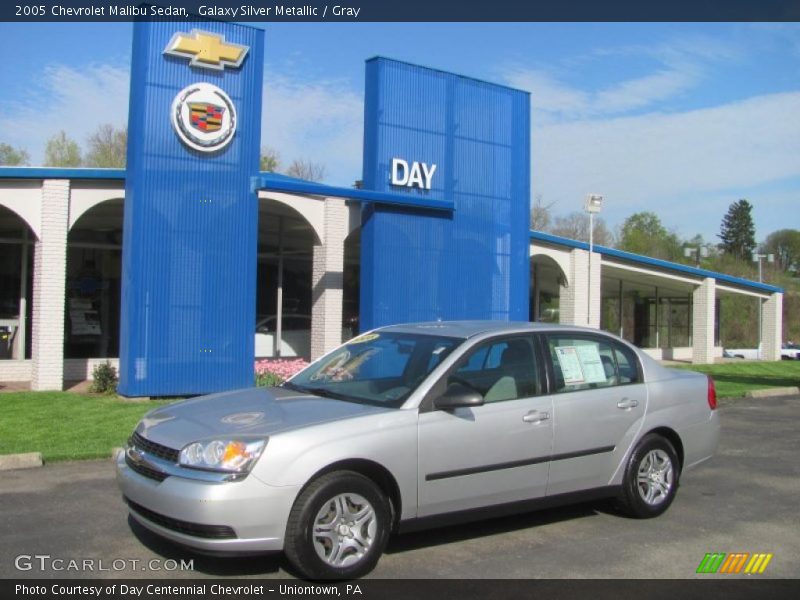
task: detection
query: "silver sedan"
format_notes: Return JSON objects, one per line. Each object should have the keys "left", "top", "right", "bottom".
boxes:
{"left": 117, "top": 321, "right": 720, "bottom": 579}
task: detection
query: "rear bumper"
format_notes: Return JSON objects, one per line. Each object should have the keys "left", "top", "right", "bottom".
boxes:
{"left": 116, "top": 452, "right": 300, "bottom": 553}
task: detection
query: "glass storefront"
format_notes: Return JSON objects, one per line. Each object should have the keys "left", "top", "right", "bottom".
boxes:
{"left": 0, "top": 206, "right": 33, "bottom": 361}
{"left": 601, "top": 275, "right": 719, "bottom": 349}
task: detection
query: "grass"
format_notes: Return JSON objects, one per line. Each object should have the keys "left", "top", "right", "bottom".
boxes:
{"left": 676, "top": 361, "right": 800, "bottom": 399}
{"left": 2, "top": 362, "right": 798, "bottom": 461}
{"left": 0, "top": 392, "right": 171, "bottom": 462}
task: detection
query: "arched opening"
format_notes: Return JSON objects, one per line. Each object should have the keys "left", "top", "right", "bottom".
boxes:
{"left": 530, "top": 254, "right": 567, "bottom": 323}
{"left": 0, "top": 205, "right": 35, "bottom": 361}
{"left": 64, "top": 198, "right": 123, "bottom": 359}
{"left": 256, "top": 198, "right": 319, "bottom": 359}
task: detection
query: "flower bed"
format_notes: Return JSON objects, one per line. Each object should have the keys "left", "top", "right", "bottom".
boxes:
{"left": 255, "top": 358, "right": 309, "bottom": 387}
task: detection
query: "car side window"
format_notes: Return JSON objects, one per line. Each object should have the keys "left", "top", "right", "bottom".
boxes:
{"left": 547, "top": 335, "right": 640, "bottom": 392}
{"left": 448, "top": 336, "right": 541, "bottom": 403}
{"left": 613, "top": 343, "right": 641, "bottom": 384}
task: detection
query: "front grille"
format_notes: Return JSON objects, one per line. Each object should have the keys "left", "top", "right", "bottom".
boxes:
{"left": 125, "top": 453, "right": 168, "bottom": 482}
{"left": 125, "top": 498, "right": 237, "bottom": 540}
{"left": 130, "top": 432, "right": 180, "bottom": 463}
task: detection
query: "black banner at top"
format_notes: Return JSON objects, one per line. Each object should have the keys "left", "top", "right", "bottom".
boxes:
{"left": 2, "top": 0, "right": 800, "bottom": 22}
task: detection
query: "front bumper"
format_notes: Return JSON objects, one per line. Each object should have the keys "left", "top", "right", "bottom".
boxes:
{"left": 116, "top": 451, "right": 301, "bottom": 553}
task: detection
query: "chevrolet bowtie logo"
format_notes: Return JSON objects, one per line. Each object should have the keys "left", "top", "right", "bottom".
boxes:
{"left": 163, "top": 30, "right": 249, "bottom": 71}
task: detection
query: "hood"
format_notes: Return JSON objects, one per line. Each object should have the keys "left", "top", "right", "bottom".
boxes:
{"left": 135, "top": 386, "right": 391, "bottom": 451}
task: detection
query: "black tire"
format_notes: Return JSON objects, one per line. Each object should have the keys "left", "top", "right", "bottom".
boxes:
{"left": 284, "top": 471, "right": 392, "bottom": 580}
{"left": 617, "top": 434, "right": 680, "bottom": 519}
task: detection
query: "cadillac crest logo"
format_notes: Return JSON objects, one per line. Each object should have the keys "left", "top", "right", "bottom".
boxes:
{"left": 171, "top": 82, "right": 237, "bottom": 152}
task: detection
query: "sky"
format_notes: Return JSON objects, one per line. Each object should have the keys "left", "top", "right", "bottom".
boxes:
{"left": 1, "top": 21, "right": 799, "bottom": 243}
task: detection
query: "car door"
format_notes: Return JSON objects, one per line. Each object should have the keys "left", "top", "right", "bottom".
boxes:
{"left": 543, "top": 333, "right": 646, "bottom": 496}
{"left": 417, "top": 334, "right": 554, "bottom": 517}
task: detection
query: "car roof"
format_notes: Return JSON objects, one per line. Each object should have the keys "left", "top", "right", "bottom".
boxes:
{"left": 374, "top": 320, "right": 599, "bottom": 339}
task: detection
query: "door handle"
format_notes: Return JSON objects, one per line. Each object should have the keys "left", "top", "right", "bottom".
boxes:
{"left": 617, "top": 398, "right": 639, "bottom": 410}
{"left": 523, "top": 410, "right": 550, "bottom": 423}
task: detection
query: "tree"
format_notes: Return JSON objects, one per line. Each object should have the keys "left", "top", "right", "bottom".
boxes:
{"left": 44, "top": 131, "right": 81, "bottom": 167}
{"left": 530, "top": 194, "right": 553, "bottom": 231}
{"left": 762, "top": 229, "right": 800, "bottom": 273}
{"left": 259, "top": 147, "right": 280, "bottom": 172}
{"left": 0, "top": 143, "right": 30, "bottom": 166}
{"left": 549, "top": 211, "right": 614, "bottom": 246}
{"left": 285, "top": 158, "right": 326, "bottom": 182}
{"left": 718, "top": 199, "right": 756, "bottom": 261}
{"left": 618, "top": 211, "right": 682, "bottom": 260}
{"left": 84, "top": 124, "right": 126, "bottom": 167}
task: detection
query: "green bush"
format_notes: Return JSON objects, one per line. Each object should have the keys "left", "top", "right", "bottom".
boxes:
{"left": 255, "top": 371, "right": 284, "bottom": 387}
{"left": 90, "top": 361, "right": 118, "bottom": 394}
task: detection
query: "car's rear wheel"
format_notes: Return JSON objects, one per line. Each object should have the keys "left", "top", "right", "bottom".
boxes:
{"left": 617, "top": 434, "right": 680, "bottom": 518}
{"left": 284, "top": 471, "right": 391, "bottom": 580}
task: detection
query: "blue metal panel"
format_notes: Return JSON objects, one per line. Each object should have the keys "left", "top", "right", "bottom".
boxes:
{"left": 118, "top": 21, "right": 264, "bottom": 397}
{"left": 360, "top": 58, "right": 531, "bottom": 330}
{"left": 529, "top": 231, "right": 783, "bottom": 294}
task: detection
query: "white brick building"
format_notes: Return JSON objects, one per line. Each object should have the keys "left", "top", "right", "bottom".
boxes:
{"left": 0, "top": 169, "right": 786, "bottom": 391}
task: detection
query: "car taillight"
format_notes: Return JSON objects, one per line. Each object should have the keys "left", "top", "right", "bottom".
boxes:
{"left": 707, "top": 376, "right": 717, "bottom": 410}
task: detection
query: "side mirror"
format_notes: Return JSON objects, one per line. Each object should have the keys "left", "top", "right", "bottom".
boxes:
{"left": 433, "top": 382, "right": 484, "bottom": 411}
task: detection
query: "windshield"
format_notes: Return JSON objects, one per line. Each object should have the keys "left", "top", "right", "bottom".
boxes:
{"left": 286, "top": 331, "right": 462, "bottom": 407}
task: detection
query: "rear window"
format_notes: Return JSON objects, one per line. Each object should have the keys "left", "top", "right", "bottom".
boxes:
{"left": 547, "top": 334, "right": 641, "bottom": 393}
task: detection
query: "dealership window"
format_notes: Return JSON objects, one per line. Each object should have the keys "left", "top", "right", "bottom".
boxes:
{"left": 600, "top": 276, "right": 721, "bottom": 350}
{"left": 256, "top": 200, "right": 316, "bottom": 358}
{"left": 0, "top": 206, "right": 33, "bottom": 360}
{"left": 64, "top": 199, "right": 123, "bottom": 359}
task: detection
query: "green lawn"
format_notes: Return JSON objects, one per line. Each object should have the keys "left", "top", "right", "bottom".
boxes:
{"left": 2, "top": 363, "right": 798, "bottom": 462}
{"left": 0, "top": 392, "right": 170, "bottom": 462}
{"left": 676, "top": 361, "right": 800, "bottom": 399}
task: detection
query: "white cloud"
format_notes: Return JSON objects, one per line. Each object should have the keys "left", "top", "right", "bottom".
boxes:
{"left": 1, "top": 61, "right": 365, "bottom": 186}
{"left": 261, "top": 73, "right": 363, "bottom": 185}
{"left": 507, "top": 63, "right": 700, "bottom": 123}
{"left": 593, "top": 66, "right": 698, "bottom": 114}
{"left": 505, "top": 33, "right": 741, "bottom": 125}
{"left": 0, "top": 63, "right": 129, "bottom": 164}
{"left": 532, "top": 92, "right": 800, "bottom": 237}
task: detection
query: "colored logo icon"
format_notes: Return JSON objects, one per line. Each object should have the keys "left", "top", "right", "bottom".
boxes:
{"left": 696, "top": 552, "right": 773, "bottom": 574}
{"left": 171, "top": 83, "right": 237, "bottom": 153}
{"left": 163, "top": 30, "right": 249, "bottom": 71}
{"left": 189, "top": 102, "right": 225, "bottom": 133}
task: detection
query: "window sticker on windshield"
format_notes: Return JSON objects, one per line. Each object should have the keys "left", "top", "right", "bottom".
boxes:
{"left": 349, "top": 333, "right": 380, "bottom": 344}
{"left": 554, "top": 347, "right": 585, "bottom": 384}
{"left": 554, "top": 345, "right": 607, "bottom": 385}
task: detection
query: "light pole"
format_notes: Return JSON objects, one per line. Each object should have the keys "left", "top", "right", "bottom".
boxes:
{"left": 752, "top": 252, "right": 775, "bottom": 359}
{"left": 584, "top": 194, "right": 603, "bottom": 326}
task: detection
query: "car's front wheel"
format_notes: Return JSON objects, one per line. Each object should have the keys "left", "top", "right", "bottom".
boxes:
{"left": 617, "top": 434, "right": 680, "bottom": 518}
{"left": 284, "top": 471, "right": 391, "bottom": 580}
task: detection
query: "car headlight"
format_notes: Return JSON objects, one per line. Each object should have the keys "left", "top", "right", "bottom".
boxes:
{"left": 178, "top": 439, "right": 266, "bottom": 473}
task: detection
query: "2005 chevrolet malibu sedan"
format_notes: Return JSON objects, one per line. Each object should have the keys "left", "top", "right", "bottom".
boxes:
{"left": 117, "top": 321, "right": 720, "bottom": 579}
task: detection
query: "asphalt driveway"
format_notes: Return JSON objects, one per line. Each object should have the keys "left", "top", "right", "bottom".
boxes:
{"left": 1, "top": 395, "right": 798, "bottom": 579}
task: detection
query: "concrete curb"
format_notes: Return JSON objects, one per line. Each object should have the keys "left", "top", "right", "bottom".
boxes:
{"left": 0, "top": 452, "right": 43, "bottom": 471}
{"left": 745, "top": 386, "right": 800, "bottom": 398}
